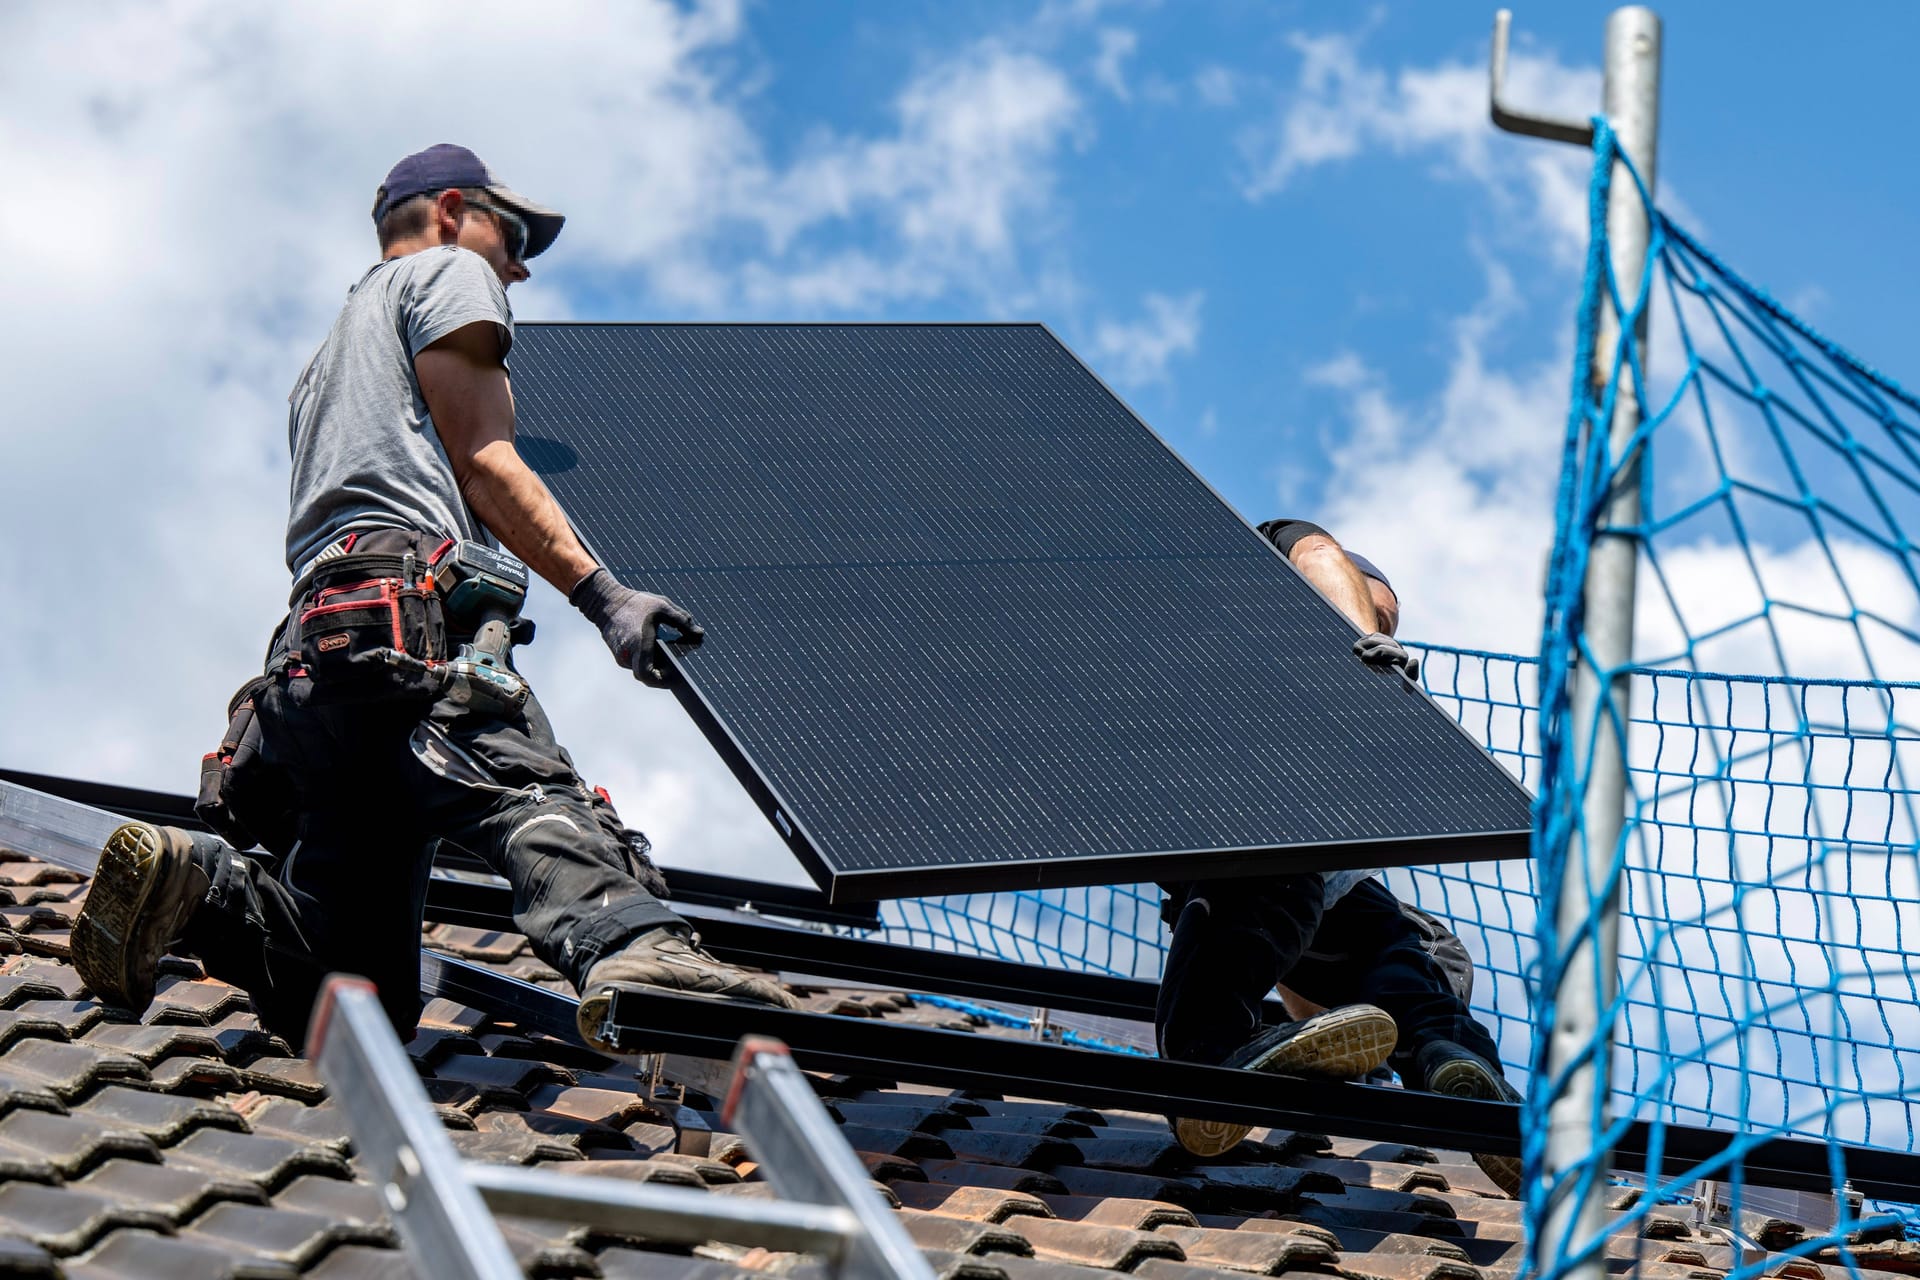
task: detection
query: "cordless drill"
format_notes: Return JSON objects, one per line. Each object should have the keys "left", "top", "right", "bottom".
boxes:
{"left": 432, "top": 542, "right": 531, "bottom": 716}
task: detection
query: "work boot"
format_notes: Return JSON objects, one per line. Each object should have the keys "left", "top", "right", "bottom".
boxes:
{"left": 574, "top": 927, "right": 796, "bottom": 1050}
{"left": 1170, "top": 1003, "right": 1397, "bottom": 1158}
{"left": 72, "top": 822, "right": 213, "bottom": 1016}
{"left": 1415, "top": 1039, "right": 1525, "bottom": 1198}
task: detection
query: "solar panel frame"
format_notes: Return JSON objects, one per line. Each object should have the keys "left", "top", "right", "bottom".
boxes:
{"left": 512, "top": 321, "right": 1533, "bottom": 902}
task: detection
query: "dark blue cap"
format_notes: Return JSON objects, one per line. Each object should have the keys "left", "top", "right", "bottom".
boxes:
{"left": 372, "top": 143, "right": 565, "bottom": 259}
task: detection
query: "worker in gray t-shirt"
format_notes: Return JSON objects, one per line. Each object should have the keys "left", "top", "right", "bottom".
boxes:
{"left": 74, "top": 144, "right": 795, "bottom": 1050}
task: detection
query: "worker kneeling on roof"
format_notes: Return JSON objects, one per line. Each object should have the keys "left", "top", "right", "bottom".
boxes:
{"left": 72, "top": 144, "right": 796, "bottom": 1050}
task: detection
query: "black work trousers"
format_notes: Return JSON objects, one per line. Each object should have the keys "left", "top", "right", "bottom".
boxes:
{"left": 1155, "top": 874, "right": 1500, "bottom": 1081}
{"left": 180, "top": 645, "right": 680, "bottom": 1049}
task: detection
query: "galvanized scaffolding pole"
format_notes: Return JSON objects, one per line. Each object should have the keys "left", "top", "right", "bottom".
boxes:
{"left": 1491, "top": 7, "right": 1662, "bottom": 1272}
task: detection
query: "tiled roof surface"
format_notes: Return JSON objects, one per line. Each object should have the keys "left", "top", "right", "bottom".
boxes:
{"left": 0, "top": 847, "right": 1850, "bottom": 1279}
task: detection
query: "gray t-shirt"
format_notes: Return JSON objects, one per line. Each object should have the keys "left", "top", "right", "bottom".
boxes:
{"left": 285, "top": 246, "right": 513, "bottom": 577}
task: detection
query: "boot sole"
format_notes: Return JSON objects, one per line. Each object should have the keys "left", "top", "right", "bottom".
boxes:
{"left": 1426, "top": 1055, "right": 1526, "bottom": 1198}
{"left": 1174, "top": 1005, "right": 1397, "bottom": 1158}
{"left": 72, "top": 822, "right": 197, "bottom": 1014}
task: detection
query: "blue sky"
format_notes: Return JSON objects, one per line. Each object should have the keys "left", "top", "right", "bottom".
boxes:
{"left": 5, "top": 0, "right": 1919, "bottom": 881}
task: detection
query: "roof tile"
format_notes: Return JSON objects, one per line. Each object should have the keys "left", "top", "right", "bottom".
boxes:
{"left": 0, "top": 962, "right": 88, "bottom": 1007}
{"left": 0, "top": 1235, "right": 58, "bottom": 1277}
{"left": 230, "top": 1095, "right": 349, "bottom": 1145}
{"left": 1048, "top": 1165, "right": 1204, "bottom": 1208}
{"left": 1070, "top": 1132, "right": 1196, "bottom": 1174}
{"left": 891, "top": 1182, "right": 1053, "bottom": 1222}
{"left": 839, "top": 1125, "right": 955, "bottom": 1160}
{"left": 1153, "top": 1221, "right": 1341, "bottom": 1274}
{"left": 1010, "top": 1216, "right": 1189, "bottom": 1269}
{"left": 166, "top": 1127, "right": 353, "bottom": 1190}
{"left": 523, "top": 1082, "right": 660, "bottom": 1130}
{"left": 70, "top": 1157, "right": 265, "bottom": 1224}
{"left": 428, "top": 1052, "right": 574, "bottom": 1104}
{"left": 0, "top": 1182, "right": 172, "bottom": 1255}
{"left": 545, "top": 1156, "right": 708, "bottom": 1188}
{"left": 1297, "top": 1157, "right": 1453, "bottom": 1194}
{"left": 920, "top": 1160, "right": 1067, "bottom": 1195}
{"left": 448, "top": 1123, "right": 584, "bottom": 1167}
{"left": 73, "top": 1085, "right": 246, "bottom": 1145}
{"left": 183, "top": 1201, "right": 395, "bottom": 1267}
{"left": 943, "top": 1131, "right": 1083, "bottom": 1170}
{"left": 142, "top": 976, "right": 250, "bottom": 1026}
{"left": 13, "top": 998, "right": 103, "bottom": 1039}
{"left": 148, "top": 1054, "right": 244, "bottom": 1094}
{"left": 80, "top": 1020, "right": 226, "bottom": 1065}
{"left": 0, "top": 1037, "right": 147, "bottom": 1099}
{"left": 0, "top": 1109, "right": 159, "bottom": 1178}
{"left": 898, "top": 1207, "right": 1038, "bottom": 1257}
{"left": 1332, "top": 1251, "right": 1488, "bottom": 1280}
{"left": 1035, "top": 1194, "right": 1196, "bottom": 1231}
{"left": 303, "top": 1244, "right": 421, "bottom": 1280}
{"left": 835, "top": 1101, "right": 979, "bottom": 1132}
{"left": 64, "top": 1227, "right": 300, "bottom": 1279}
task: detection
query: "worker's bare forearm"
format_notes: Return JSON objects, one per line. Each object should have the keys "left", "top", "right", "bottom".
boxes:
{"left": 1290, "top": 538, "right": 1380, "bottom": 633}
{"left": 458, "top": 441, "right": 599, "bottom": 596}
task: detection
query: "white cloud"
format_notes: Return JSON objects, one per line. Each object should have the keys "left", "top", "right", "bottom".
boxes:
{"left": 1194, "top": 65, "right": 1240, "bottom": 107}
{"left": 1090, "top": 290, "right": 1204, "bottom": 387}
{"left": 1091, "top": 27, "right": 1138, "bottom": 100}
{"left": 0, "top": 2, "right": 1091, "bottom": 886}
{"left": 1239, "top": 27, "right": 1601, "bottom": 261}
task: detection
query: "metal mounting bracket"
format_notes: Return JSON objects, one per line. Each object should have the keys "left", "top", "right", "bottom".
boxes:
{"left": 1490, "top": 9, "right": 1596, "bottom": 145}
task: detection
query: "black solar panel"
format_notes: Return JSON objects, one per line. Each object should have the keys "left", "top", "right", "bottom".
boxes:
{"left": 510, "top": 323, "right": 1531, "bottom": 900}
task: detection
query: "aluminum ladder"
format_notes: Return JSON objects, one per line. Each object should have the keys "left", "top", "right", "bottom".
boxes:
{"left": 308, "top": 976, "right": 932, "bottom": 1279}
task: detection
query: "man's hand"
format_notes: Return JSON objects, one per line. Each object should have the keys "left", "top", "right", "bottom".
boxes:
{"left": 571, "top": 568, "right": 704, "bottom": 687}
{"left": 1353, "top": 631, "right": 1419, "bottom": 681}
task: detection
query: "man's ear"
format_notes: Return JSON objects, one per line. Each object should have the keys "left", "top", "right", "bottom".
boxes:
{"left": 431, "top": 188, "right": 465, "bottom": 243}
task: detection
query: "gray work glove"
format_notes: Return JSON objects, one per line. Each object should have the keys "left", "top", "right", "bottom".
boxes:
{"left": 1353, "top": 631, "right": 1420, "bottom": 681}
{"left": 570, "top": 567, "right": 703, "bottom": 687}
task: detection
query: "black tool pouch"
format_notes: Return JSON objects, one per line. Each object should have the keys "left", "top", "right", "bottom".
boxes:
{"left": 291, "top": 531, "right": 450, "bottom": 706}
{"left": 197, "top": 674, "right": 298, "bottom": 855}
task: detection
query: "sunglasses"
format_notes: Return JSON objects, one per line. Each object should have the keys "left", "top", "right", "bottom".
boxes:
{"left": 464, "top": 198, "right": 528, "bottom": 262}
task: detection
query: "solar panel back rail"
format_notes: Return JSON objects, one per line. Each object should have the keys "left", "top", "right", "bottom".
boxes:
{"left": 511, "top": 323, "right": 1531, "bottom": 901}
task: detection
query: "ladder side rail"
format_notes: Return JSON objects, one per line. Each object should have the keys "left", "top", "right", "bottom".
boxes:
{"left": 726, "top": 1038, "right": 936, "bottom": 1280}
{"left": 309, "top": 979, "right": 524, "bottom": 1280}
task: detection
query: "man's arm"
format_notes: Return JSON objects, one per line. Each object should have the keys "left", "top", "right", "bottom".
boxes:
{"left": 414, "top": 321, "right": 596, "bottom": 595}
{"left": 417, "top": 321, "right": 700, "bottom": 686}
{"left": 1287, "top": 532, "right": 1381, "bottom": 633}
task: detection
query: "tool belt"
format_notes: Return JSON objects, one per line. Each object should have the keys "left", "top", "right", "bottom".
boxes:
{"left": 289, "top": 529, "right": 455, "bottom": 707}
{"left": 195, "top": 670, "right": 299, "bottom": 855}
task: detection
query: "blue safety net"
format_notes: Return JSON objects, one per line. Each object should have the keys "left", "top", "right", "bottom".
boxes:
{"left": 873, "top": 118, "right": 1920, "bottom": 1274}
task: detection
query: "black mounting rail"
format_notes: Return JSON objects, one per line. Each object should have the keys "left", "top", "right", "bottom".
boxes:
{"left": 422, "top": 952, "right": 1920, "bottom": 1203}
{"left": 425, "top": 871, "right": 1196, "bottom": 1025}
{"left": 0, "top": 768, "right": 878, "bottom": 929}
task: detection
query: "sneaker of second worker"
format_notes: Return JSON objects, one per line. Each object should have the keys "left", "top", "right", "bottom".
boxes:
{"left": 574, "top": 926, "right": 797, "bottom": 1050}
{"left": 1415, "top": 1038, "right": 1525, "bottom": 1198}
{"left": 72, "top": 821, "right": 215, "bottom": 1017}
{"left": 1170, "top": 1002, "right": 1398, "bottom": 1158}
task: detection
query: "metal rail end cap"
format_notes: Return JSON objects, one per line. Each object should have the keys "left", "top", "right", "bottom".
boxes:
{"left": 307, "top": 974, "right": 381, "bottom": 1057}
{"left": 723, "top": 1035, "right": 792, "bottom": 1126}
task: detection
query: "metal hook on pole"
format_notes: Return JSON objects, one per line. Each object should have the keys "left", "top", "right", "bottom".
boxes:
{"left": 1489, "top": 9, "right": 1597, "bottom": 146}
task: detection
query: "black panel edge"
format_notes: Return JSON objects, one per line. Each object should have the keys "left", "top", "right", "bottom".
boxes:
{"left": 823, "top": 827, "right": 1534, "bottom": 902}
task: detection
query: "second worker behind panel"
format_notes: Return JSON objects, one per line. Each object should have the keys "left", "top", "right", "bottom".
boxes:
{"left": 1158, "top": 518, "right": 1522, "bottom": 1195}
{"left": 71, "top": 144, "right": 795, "bottom": 1053}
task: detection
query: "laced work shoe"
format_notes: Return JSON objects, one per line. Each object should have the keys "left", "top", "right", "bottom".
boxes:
{"left": 1415, "top": 1039, "right": 1525, "bottom": 1198}
{"left": 1171, "top": 1002, "right": 1397, "bottom": 1158}
{"left": 72, "top": 822, "right": 212, "bottom": 1016}
{"left": 575, "top": 927, "right": 796, "bottom": 1050}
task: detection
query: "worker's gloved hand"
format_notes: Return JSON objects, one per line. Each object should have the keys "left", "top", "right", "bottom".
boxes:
{"left": 1353, "top": 631, "right": 1419, "bottom": 681}
{"left": 570, "top": 568, "right": 704, "bottom": 687}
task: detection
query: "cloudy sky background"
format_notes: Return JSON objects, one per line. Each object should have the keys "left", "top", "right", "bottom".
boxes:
{"left": 7, "top": 0, "right": 1920, "bottom": 888}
